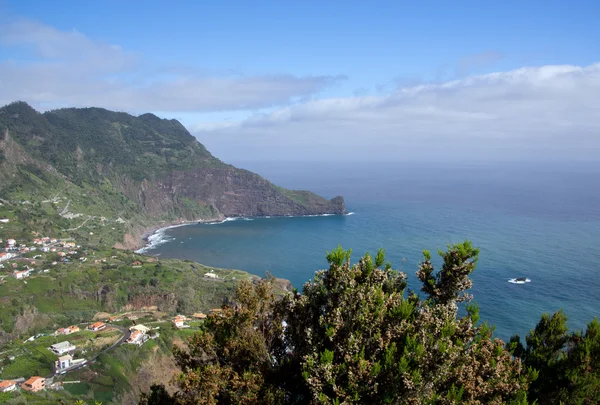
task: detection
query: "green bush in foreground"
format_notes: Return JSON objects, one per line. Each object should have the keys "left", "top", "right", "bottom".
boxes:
{"left": 141, "top": 241, "right": 539, "bottom": 404}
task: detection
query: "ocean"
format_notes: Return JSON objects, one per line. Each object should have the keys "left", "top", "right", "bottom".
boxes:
{"left": 139, "top": 161, "right": 600, "bottom": 341}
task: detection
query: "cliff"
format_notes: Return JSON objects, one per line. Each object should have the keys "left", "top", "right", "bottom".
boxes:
{"left": 0, "top": 101, "right": 346, "bottom": 247}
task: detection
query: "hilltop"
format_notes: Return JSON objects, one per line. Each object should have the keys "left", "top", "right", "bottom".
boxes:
{"left": 0, "top": 101, "right": 346, "bottom": 249}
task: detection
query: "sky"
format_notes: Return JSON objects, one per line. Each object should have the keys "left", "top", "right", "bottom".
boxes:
{"left": 1, "top": 0, "right": 599, "bottom": 163}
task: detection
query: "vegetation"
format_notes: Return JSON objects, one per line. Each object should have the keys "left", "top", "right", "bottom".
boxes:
{"left": 0, "top": 101, "right": 344, "bottom": 245}
{"left": 137, "top": 242, "right": 600, "bottom": 405}
{"left": 0, "top": 249, "right": 255, "bottom": 337}
{"left": 508, "top": 312, "right": 600, "bottom": 404}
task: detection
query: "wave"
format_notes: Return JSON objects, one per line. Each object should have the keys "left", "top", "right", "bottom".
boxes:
{"left": 135, "top": 222, "right": 194, "bottom": 253}
{"left": 206, "top": 217, "right": 253, "bottom": 225}
{"left": 207, "top": 212, "right": 349, "bottom": 225}
{"left": 508, "top": 278, "right": 531, "bottom": 284}
{"left": 137, "top": 211, "right": 351, "bottom": 252}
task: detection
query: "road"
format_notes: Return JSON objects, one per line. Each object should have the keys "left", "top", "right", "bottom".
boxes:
{"left": 48, "top": 324, "right": 131, "bottom": 379}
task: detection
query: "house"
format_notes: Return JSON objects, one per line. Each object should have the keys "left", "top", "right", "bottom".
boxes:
{"left": 0, "top": 218, "right": 9, "bottom": 223}
{"left": 41, "top": 247, "right": 50, "bottom": 252}
{"left": 130, "top": 324, "right": 150, "bottom": 334}
{"left": 21, "top": 376, "right": 45, "bottom": 392}
{"left": 204, "top": 272, "right": 219, "bottom": 279}
{"left": 49, "top": 341, "right": 76, "bottom": 355}
{"left": 126, "top": 326, "right": 150, "bottom": 346}
{"left": 172, "top": 316, "right": 188, "bottom": 329}
{"left": 13, "top": 270, "right": 30, "bottom": 280}
{"left": 55, "top": 354, "right": 72, "bottom": 371}
{"left": 57, "top": 325, "right": 79, "bottom": 335}
{"left": 0, "top": 252, "right": 15, "bottom": 262}
{"left": 192, "top": 313, "right": 207, "bottom": 319}
{"left": 88, "top": 322, "right": 106, "bottom": 331}
{"left": 6, "top": 239, "right": 16, "bottom": 246}
{"left": 126, "top": 330, "right": 149, "bottom": 346}
{"left": 109, "top": 315, "right": 122, "bottom": 322}
{"left": 131, "top": 261, "right": 142, "bottom": 267}
{"left": 210, "top": 308, "right": 223, "bottom": 315}
{"left": 0, "top": 380, "right": 17, "bottom": 392}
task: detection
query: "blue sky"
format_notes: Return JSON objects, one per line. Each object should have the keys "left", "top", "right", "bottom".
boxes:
{"left": 1, "top": 0, "right": 599, "bottom": 162}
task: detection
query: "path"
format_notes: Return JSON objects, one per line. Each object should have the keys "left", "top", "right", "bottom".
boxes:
{"left": 63, "top": 215, "right": 94, "bottom": 231}
{"left": 59, "top": 199, "right": 71, "bottom": 216}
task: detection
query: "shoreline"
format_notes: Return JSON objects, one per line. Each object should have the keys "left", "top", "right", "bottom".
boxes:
{"left": 130, "top": 216, "right": 225, "bottom": 253}
{"left": 133, "top": 212, "right": 355, "bottom": 254}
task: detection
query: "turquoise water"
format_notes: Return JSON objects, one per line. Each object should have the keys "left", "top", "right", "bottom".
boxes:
{"left": 143, "top": 162, "right": 600, "bottom": 340}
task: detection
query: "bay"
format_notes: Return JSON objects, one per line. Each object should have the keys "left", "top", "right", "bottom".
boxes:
{"left": 143, "top": 161, "right": 600, "bottom": 340}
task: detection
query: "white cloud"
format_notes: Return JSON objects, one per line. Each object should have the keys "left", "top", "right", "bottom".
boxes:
{"left": 0, "top": 19, "right": 341, "bottom": 112}
{"left": 194, "top": 63, "right": 600, "bottom": 163}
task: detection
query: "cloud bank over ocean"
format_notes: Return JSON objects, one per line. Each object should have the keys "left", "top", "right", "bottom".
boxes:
{"left": 195, "top": 63, "right": 600, "bottom": 162}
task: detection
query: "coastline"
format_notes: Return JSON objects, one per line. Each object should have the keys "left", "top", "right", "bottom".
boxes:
{"left": 132, "top": 212, "right": 355, "bottom": 254}
{"left": 114, "top": 216, "right": 225, "bottom": 252}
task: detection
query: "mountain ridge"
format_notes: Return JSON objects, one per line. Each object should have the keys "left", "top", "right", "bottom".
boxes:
{"left": 0, "top": 101, "right": 346, "bottom": 249}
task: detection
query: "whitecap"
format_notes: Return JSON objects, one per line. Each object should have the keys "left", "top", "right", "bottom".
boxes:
{"left": 135, "top": 223, "right": 194, "bottom": 253}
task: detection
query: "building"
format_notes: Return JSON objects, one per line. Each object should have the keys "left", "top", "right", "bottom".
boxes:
{"left": 204, "top": 272, "right": 219, "bottom": 279}
{"left": 0, "top": 380, "right": 17, "bottom": 392}
{"left": 49, "top": 341, "right": 76, "bottom": 355}
{"left": 131, "top": 261, "right": 142, "bottom": 266}
{"left": 126, "top": 330, "right": 149, "bottom": 346}
{"left": 57, "top": 325, "right": 80, "bottom": 335}
{"left": 127, "top": 330, "right": 141, "bottom": 343}
{"left": 21, "top": 376, "right": 45, "bottom": 392}
{"left": 13, "top": 270, "right": 30, "bottom": 280}
{"left": 192, "top": 313, "right": 207, "bottom": 319}
{"left": 55, "top": 354, "right": 72, "bottom": 371}
{"left": 0, "top": 218, "right": 9, "bottom": 223}
{"left": 172, "top": 316, "right": 187, "bottom": 328}
{"left": 7, "top": 239, "right": 16, "bottom": 246}
{"left": 0, "top": 252, "right": 16, "bottom": 262}
{"left": 88, "top": 322, "right": 106, "bottom": 331}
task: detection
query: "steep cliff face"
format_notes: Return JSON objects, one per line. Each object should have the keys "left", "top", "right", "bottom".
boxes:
{"left": 0, "top": 102, "right": 346, "bottom": 226}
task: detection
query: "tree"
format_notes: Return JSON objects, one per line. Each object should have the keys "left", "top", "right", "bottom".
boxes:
{"left": 144, "top": 242, "right": 531, "bottom": 404}
{"left": 509, "top": 313, "right": 600, "bottom": 404}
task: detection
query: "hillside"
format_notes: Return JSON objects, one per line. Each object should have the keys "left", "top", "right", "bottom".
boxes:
{"left": 0, "top": 101, "right": 346, "bottom": 249}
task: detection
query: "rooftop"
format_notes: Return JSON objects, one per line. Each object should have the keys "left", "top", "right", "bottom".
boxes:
{"left": 51, "top": 341, "right": 74, "bottom": 350}
{"left": 0, "top": 380, "right": 16, "bottom": 388}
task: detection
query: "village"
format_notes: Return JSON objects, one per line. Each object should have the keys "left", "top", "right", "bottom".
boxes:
{"left": 0, "top": 208, "right": 252, "bottom": 403}
{"left": 0, "top": 231, "right": 88, "bottom": 281}
{"left": 0, "top": 227, "right": 228, "bottom": 395}
{"left": 0, "top": 307, "right": 224, "bottom": 394}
